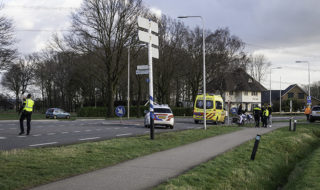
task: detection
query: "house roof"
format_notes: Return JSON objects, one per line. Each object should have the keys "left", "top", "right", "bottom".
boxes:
{"left": 207, "top": 68, "right": 267, "bottom": 92}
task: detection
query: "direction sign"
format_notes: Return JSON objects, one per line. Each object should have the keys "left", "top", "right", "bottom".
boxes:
{"left": 138, "top": 17, "right": 158, "bottom": 33}
{"left": 136, "top": 70, "right": 149, "bottom": 75}
{"left": 115, "top": 106, "right": 126, "bottom": 117}
{"left": 231, "top": 107, "right": 237, "bottom": 114}
{"left": 151, "top": 47, "right": 159, "bottom": 59}
{"left": 137, "top": 65, "right": 149, "bottom": 70}
{"left": 138, "top": 30, "right": 159, "bottom": 46}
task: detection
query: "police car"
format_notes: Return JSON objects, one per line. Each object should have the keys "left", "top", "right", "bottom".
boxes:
{"left": 144, "top": 104, "right": 174, "bottom": 129}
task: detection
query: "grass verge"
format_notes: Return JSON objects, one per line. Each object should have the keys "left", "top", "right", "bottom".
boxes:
{"left": 283, "top": 144, "right": 320, "bottom": 189}
{"left": 154, "top": 124, "right": 320, "bottom": 190}
{"left": 0, "top": 125, "right": 240, "bottom": 190}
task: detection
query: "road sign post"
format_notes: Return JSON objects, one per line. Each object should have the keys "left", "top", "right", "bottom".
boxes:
{"left": 138, "top": 17, "right": 159, "bottom": 140}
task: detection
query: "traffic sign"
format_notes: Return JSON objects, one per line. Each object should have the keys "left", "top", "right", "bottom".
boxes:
{"left": 136, "top": 70, "right": 149, "bottom": 75}
{"left": 307, "top": 96, "right": 312, "bottom": 105}
{"left": 138, "top": 17, "right": 158, "bottom": 33}
{"left": 137, "top": 65, "right": 149, "bottom": 70}
{"left": 138, "top": 30, "right": 159, "bottom": 46}
{"left": 115, "top": 106, "right": 126, "bottom": 117}
{"left": 231, "top": 107, "right": 237, "bottom": 114}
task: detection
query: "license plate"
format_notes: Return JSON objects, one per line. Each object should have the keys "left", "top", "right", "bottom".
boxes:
{"left": 158, "top": 116, "right": 166, "bottom": 119}
{"left": 317, "top": 112, "right": 320, "bottom": 114}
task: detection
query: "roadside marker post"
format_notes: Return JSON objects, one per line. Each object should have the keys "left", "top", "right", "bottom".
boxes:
{"left": 138, "top": 16, "right": 159, "bottom": 140}
{"left": 250, "top": 134, "right": 261, "bottom": 160}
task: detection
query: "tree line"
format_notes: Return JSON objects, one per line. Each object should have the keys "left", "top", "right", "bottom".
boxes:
{"left": 1, "top": 0, "right": 273, "bottom": 116}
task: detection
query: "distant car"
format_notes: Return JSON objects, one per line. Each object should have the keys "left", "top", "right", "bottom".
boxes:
{"left": 310, "top": 105, "right": 320, "bottom": 122}
{"left": 45, "top": 108, "right": 71, "bottom": 119}
{"left": 144, "top": 104, "right": 174, "bottom": 129}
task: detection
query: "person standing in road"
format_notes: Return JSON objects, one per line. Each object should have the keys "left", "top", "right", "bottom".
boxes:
{"left": 262, "top": 105, "right": 269, "bottom": 128}
{"left": 253, "top": 105, "right": 262, "bottom": 128}
{"left": 304, "top": 105, "right": 311, "bottom": 121}
{"left": 19, "top": 94, "right": 34, "bottom": 135}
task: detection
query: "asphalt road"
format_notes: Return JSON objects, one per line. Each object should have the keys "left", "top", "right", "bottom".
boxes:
{"left": 0, "top": 116, "right": 306, "bottom": 150}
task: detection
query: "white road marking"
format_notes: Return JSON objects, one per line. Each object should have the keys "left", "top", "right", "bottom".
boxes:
{"left": 187, "top": 127, "right": 194, "bottom": 129}
{"left": 32, "top": 134, "right": 42, "bottom": 137}
{"left": 114, "top": 128, "right": 120, "bottom": 130}
{"left": 47, "top": 133, "right": 56, "bottom": 135}
{"left": 79, "top": 137, "right": 100, "bottom": 141}
{"left": 8, "top": 124, "right": 15, "bottom": 126}
{"left": 124, "top": 127, "right": 128, "bottom": 129}
{"left": 116, "top": 133, "right": 132, "bottom": 137}
{"left": 29, "top": 142, "right": 58, "bottom": 147}
{"left": 61, "top": 132, "right": 69, "bottom": 134}
{"left": 74, "top": 131, "right": 81, "bottom": 133}
{"left": 144, "top": 131, "right": 149, "bottom": 133}
{"left": 0, "top": 137, "right": 6, "bottom": 139}
{"left": 96, "top": 129, "right": 102, "bottom": 131}
{"left": 10, "top": 128, "right": 16, "bottom": 130}
{"left": 0, "top": 129, "right": 3, "bottom": 130}
{"left": 17, "top": 136, "right": 27, "bottom": 138}
{"left": 85, "top": 130, "right": 92, "bottom": 132}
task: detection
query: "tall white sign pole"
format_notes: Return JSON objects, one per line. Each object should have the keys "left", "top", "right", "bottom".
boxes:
{"left": 148, "top": 21, "right": 155, "bottom": 139}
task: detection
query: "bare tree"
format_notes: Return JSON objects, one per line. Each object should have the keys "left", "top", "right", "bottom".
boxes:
{"left": 1, "top": 59, "right": 34, "bottom": 110}
{"left": 0, "top": 6, "right": 17, "bottom": 70}
{"left": 65, "top": 0, "right": 145, "bottom": 116}
{"left": 247, "top": 54, "right": 271, "bottom": 83}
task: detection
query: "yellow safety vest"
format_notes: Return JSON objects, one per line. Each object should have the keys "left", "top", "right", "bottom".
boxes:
{"left": 23, "top": 99, "right": 34, "bottom": 112}
{"left": 263, "top": 109, "right": 269, "bottom": 117}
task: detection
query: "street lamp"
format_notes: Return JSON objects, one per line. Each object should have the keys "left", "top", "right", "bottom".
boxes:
{"left": 178, "top": 15, "right": 206, "bottom": 130}
{"left": 296, "top": 61, "right": 311, "bottom": 101}
{"left": 127, "top": 45, "right": 130, "bottom": 119}
{"left": 270, "top": 67, "right": 282, "bottom": 106}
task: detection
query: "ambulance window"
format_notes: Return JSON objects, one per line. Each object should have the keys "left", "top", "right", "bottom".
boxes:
{"left": 215, "top": 101, "right": 223, "bottom": 109}
{"left": 196, "top": 100, "right": 204, "bottom": 108}
{"left": 196, "top": 100, "right": 213, "bottom": 109}
{"left": 206, "top": 101, "right": 213, "bottom": 109}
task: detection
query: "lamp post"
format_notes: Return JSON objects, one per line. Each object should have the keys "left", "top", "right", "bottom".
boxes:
{"left": 178, "top": 15, "right": 206, "bottom": 130}
{"left": 279, "top": 76, "right": 281, "bottom": 113}
{"left": 127, "top": 45, "right": 130, "bottom": 119}
{"left": 296, "top": 61, "right": 311, "bottom": 104}
{"left": 270, "top": 67, "right": 282, "bottom": 106}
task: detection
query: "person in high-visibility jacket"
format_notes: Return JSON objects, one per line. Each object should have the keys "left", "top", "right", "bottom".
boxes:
{"left": 19, "top": 94, "right": 34, "bottom": 135}
{"left": 304, "top": 106, "right": 311, "bottom": 120}
{"left": 253, "top": 105, "right": 262, "bottom": 128}
{"left": 262, "top": 106, "right": 269, "bottom": 128}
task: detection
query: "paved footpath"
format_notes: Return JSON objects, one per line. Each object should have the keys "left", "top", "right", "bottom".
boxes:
{"left": 31, "top": 123, "right": 288, "bottom": 190}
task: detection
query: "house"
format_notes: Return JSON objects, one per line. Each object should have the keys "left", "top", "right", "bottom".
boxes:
{"left": 262, "top": 84, "right": 320, "bottom": 111}
{"left": 207, "top": 68, "right": 267, "bottom": 111}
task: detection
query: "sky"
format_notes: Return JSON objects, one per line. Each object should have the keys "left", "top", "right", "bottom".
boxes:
{"left": 1, "top": 0, "right": 320, "bottom": 92}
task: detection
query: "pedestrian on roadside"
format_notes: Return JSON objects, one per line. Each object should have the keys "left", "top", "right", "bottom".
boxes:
{"left": 253, "top": 105, "right": 262, "bottom": 128}
{"left": 19, "top": 94, "right": 35, "bottom": 135}
{"left": 304, "top": 105, "right": 311, "bottom": 121}
{"left": 262, "top": 105, "right": 269, "bottom": 128}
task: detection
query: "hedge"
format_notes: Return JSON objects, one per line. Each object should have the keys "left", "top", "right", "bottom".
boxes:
{"left": 77, "top": 106, "right": 193, "bottom": 117}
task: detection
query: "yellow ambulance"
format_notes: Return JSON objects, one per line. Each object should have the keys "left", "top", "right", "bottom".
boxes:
{"left": 193, "top": 94, "right": 226, "bottom": 124}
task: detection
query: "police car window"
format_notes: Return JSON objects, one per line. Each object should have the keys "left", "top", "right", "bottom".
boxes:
{"left": 154, "top": 108, "right": 172, "bottom": 113}
{"left": 215, "top": 101, "right": 222, "bottom": 109}
{"left": 312, "top": 107, "right": 320, "bottom": 111}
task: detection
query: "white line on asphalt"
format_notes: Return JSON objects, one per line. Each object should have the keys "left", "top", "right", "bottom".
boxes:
{"left": 10, "top": 128, "right": 16, "bottom": 130}
{"left": 116, "top": 133, "right": 132, "bottom": 137}
{"left": 96, "top": 129, "right": 102, "bottom": 131}
{"left": 144, "top": 131, "right": 149, "bottom": 133}
{"left": 187, "top": 127, "right": 194, "bottom": 129}
{"left": 79, "top": 137, "right": 100, "bottom": 141}
{"left": 47, "top": 133, "right": 56, "bottom": 135}
{"left": 0, "top": 137, "right": 6, "bottom": 139}
{"left": 0, "top": 129, "right": 3, "bottom": 130}
{"left": 8, "top": 124, "right": 14, "bottom": 126}
{"left": 114, "top": 128, "right": 120, "bottom": 130}
{"left": 85, "top": 130, "right": 92, "bottom": 132}
{"left": 124, "top": 127, "right": 128, "bottom": 129}
{"left": 74, "top": 131, "right": 81, "bottom": 133}
{"left": 17, "top": 136, "right": 26, "bottom": 138}
{"left": 32, "top": 134, "right": 41, "bottom": 137}
{"left": 29, "top": 142, "right": 58, "bottom": 147}
{"left": 61, "top": 132, "right": 69, "bottom": 134}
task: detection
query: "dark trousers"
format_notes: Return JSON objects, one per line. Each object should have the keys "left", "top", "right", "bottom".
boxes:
{"left": 306, "top": 114, "right": 310, "bottom": 120}
{"left": 20, "top": 111, "right": 32, "bottom": 134}
{"left": 262, "top": 116, "right": 268, "bottom": 127}
{"left": 254, "top": 115, "right": 260, "bottom": 127}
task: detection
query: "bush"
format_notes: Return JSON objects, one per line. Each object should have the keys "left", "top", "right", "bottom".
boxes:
{"left": 77, "top": 107, "right": 107, "bottom": 117}
{"left": 171, "top": 107, "right": 193, "bottom": 116}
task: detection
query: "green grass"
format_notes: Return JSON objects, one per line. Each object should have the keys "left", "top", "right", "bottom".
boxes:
{"left": 154, "top": 124, "right": 320, "bottom": 190}
{"left": 0, "top": 125, "right": 240, "bottom": 190}
{"left": 284, "top": 144, "right": 320, "bottom": 189}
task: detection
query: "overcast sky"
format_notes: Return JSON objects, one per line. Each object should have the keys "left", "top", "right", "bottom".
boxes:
{"left": 1, "top": 0, "right": 320, "bottom": 91}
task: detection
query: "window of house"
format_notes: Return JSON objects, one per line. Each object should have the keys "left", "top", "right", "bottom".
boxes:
{"left": 298, "top": 93, "right": 304, "bottom": 99}
{"left": 244, "top": 91, "right": 248, "bottom": 96}
{"left": 229, "top": 91, "right": 233, "bottom": 95}
{"left": 252, "top": 91, "right": 258, "bottom": 96}
{"left": 288, "top": 93, "right": 294, "bottom": 98}
{"left": 248, "top": 78, "right": 253, "bottom": 83}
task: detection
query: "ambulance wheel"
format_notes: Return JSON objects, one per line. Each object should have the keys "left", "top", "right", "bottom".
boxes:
{"left": 170, "top": 125, "right": 174, "bottom": 129}
{"left": 194, "top": 120, "right": 199, "bottom": 124}
{"left": 53, "top": 115, "right": 57, "bottom": 119}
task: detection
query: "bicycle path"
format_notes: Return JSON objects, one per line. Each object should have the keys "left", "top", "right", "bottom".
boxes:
{"left": 31, "top": 122, "right": 288, "bottom": 190}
